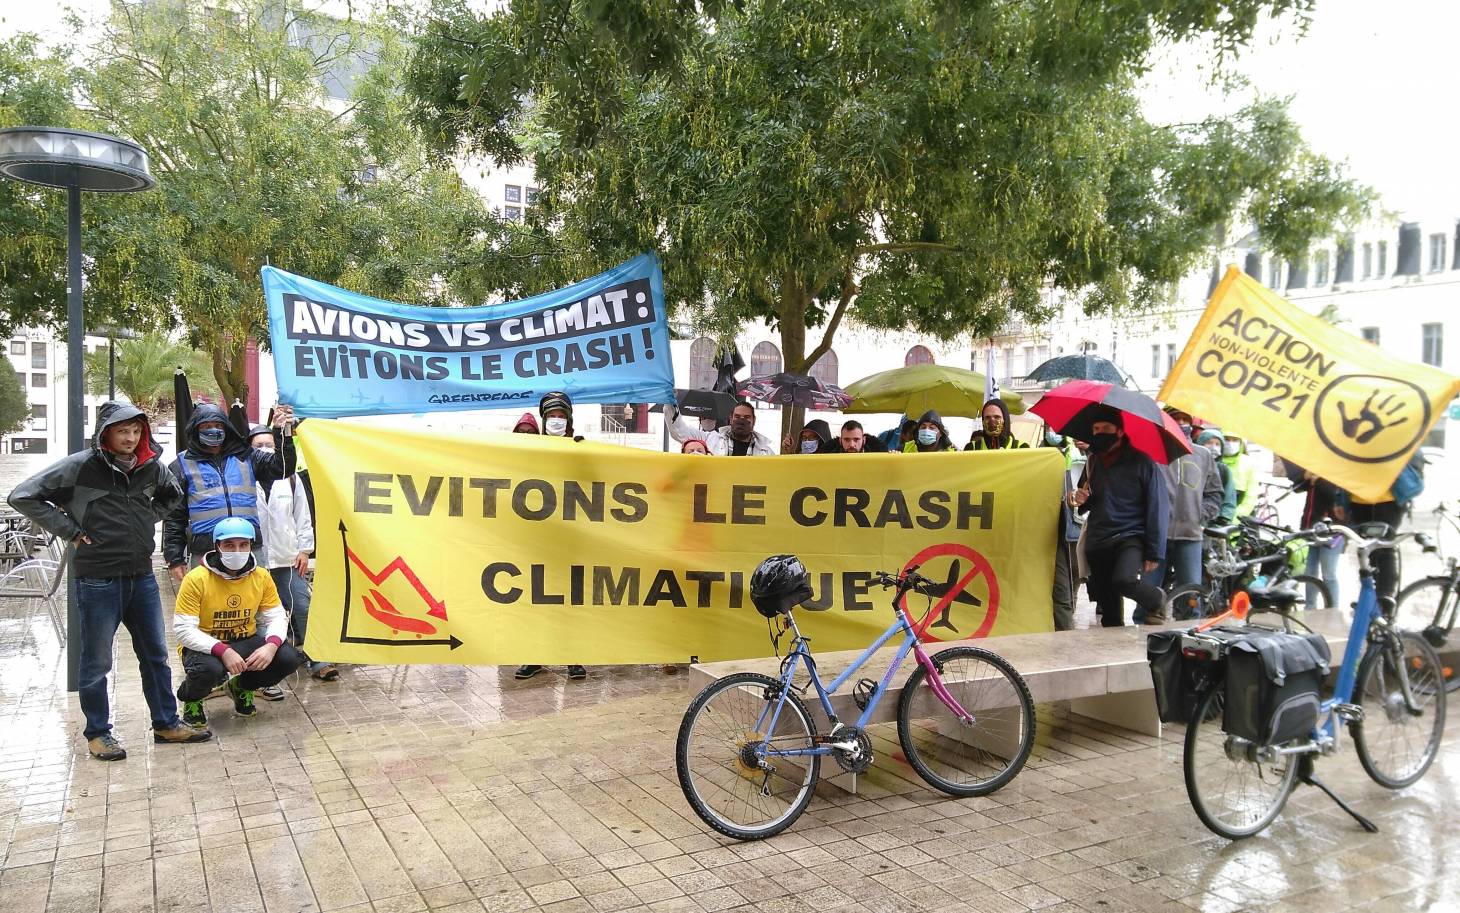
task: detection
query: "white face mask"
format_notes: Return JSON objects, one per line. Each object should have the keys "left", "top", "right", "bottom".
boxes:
{"left": 218, "top": 549, "right": 251, "bottom": 571}
{"left": 800, "top": 440, "right": 819, "bottom": 454}
{"left": 1222, "top": 440, "right": 1241, "bottom": 458}
{"left": 545, "top": 416, "right": 569, "bottom": 436}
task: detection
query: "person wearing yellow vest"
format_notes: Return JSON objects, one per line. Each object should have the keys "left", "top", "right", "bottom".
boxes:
{"left": 966, "top": 398, "right": 1028, "bottom": 450}
{"left": 902, "top": 410, "right": 958, "bottom": 452}
{"left": 1220, "top": 433, "right": 1257, "bottom": 516}
{"left": 174, "top": 517, "right": 302, "bottom": 726}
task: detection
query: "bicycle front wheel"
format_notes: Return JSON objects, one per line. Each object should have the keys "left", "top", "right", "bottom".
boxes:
{"left": 1353, "top": 631, "right": 1447, "bottom": 789}
{"left": 675, "top": 672, "right": 820, "bottom": 840}
{"left": 1392, "top": 576, "right": 1458, "bottom": 640}
{"left": 1183, "top": 684, "right": 1299, "bottom": 839}
{"left": 896, "top": 646, "right": 1034, "bottom": 797}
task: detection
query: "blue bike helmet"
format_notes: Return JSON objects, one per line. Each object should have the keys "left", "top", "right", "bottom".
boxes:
{"left": 212, "top": 517, "right": 256, "bottom": 543}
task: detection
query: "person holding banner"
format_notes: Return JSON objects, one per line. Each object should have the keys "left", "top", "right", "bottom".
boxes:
{"left": 1070, "top": 408, "right": 1169, "bottom": 626}
{"left": 667, "top": 400, "right": 777, "bottom": 456}
{"left": 904, "top": 411, "right": 957, "bottom": 452}
{"left": 967, "top": 399, "right": 1028, "bottom": 451}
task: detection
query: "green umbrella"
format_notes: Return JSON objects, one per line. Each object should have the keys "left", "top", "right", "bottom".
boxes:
{"left": 843, "top": 363, "right": 1026, "bottom": 417}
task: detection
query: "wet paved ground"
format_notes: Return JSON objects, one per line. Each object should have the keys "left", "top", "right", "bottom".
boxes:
{"left": 2, "top": 572, "right": 1458, "bottom": 913}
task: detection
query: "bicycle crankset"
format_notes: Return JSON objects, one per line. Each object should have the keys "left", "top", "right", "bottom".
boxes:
{"left": 828, "top": 726, "right": 874, "bottom": 774}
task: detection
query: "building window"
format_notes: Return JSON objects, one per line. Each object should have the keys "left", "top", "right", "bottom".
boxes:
{"left": 1021, "top": 346, "right": 1034, "bottom": 377}
{"left": 1313, "top": 250, "right": 1330, "bottom": 287}
{"left": 9, "top": 340, "right": 24, "bottom": 356}
{"left": 750, "top": 341, "right": 782, "bottom": 377}
{"left": 1268, "top": 260, "right": 1282, "bottom": 289}
{"left": 31, "top": 373, "right": 45, "bottom": 388}
{"left": 905, "top": 345, "right": 934, "bottom": 367}
{"left": 1377, "top": 241, "right": 1388, "bottom": 277}
{"left": 1422, "top": 323, "right": 1443, "bottom": 367}
{"left": 29, "top": 404, "right": 46, "bottom": 431}
{"left": 1361, "top": 327, "right": 1380, "bottom": 346}
{"left": 1150, "top": 344, "right": 1160, "bottom": 378}
{"left": 504, "top": 184, "right": 521, "bottom": 203}
{"left": 30, "top": 341, "right": 45, "bottom": 370}
{"left": 809, "top": 349, "right": 839, "bottom": 387}
{"left": 503, "top": 206, "right": 522, "bottom": 221}
{"left": 1426, "top": 418, "right": 1447, "bottom": 450}
{"left": 1429, "top": 233, "right": 1447, "bottom": 273}
{"left": 10, "top": 438, "right": 47, "bottom": 455}
{"left": 1167, "top": 343, "right": 1177, "bottom": 373}
{"left": 1362, "top": 243, "right": 1373, "bottom": 279}
{"left": 688, "top": 337, "right": 718, "bottom": 390}
{"left": 526, "top": 187, "right": 540, "bottom": 205}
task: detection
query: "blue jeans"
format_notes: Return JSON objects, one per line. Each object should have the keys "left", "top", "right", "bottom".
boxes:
{"left": 75, "top": 573, "right": 181, "bottom": 738}
{"left": 1136, "top": 540, "right": 1203, "bottom": 620}
{"left": 1305, "top": 540, "right": 1342, "bottom": 608}
{"left": 269, "top": 567, "right": 327, "bottom": 664}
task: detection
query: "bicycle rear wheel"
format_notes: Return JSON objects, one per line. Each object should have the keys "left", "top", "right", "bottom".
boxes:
{"left": 1392, "top": 576, "right": 1458, "bottom": 645}
{"left": 1353, "top": 631, "right": 1447, "bottom": 789}
{"left": 896, "top": 646, "right": 1034, "bottom": 797}
{"left": 1289, "top": 574, "right": 1333, "bottom": 610}
{"left": 675, "top": 672, "right": 820, "bottom": 840}
{"left": 1183, "top": 684, "right": 1300, "bottom": 839}
{"left": 1165, "top": 583, "right": 1210, "bottom": 621}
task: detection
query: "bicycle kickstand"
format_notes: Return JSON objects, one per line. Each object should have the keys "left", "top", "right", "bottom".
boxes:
{"left": 1297, "top": 756, "right": 1378, "bottom": 833}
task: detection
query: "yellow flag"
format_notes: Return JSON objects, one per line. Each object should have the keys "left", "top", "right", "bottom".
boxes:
{"left": 1161, "top": 266, "right": 1460, "bottom": 502}
{"left": 297, "top": 419, "right": 1062, "bottom": 665}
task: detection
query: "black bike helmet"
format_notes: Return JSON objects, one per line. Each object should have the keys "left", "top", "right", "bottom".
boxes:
{"left": 750, "top": 554, "right": 814, "bottom": 618}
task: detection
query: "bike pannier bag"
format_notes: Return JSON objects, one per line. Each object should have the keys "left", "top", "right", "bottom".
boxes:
{"left": 1222, "top": 629, "right": 1330, "bottom": 745}
{"left": 1148, "top": 629, "right": 1236, "bottom": 724}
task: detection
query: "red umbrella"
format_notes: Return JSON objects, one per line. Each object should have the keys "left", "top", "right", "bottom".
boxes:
{"left": 1030, "top": 380, "right": 1191, "bottom": 464}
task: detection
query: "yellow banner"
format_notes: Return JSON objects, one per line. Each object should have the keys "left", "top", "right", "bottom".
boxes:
{"left": 297, "top": 419, "right": 1062, "bottom": 665}
{"left": 1160, "top": 266, "right": 1460, "bottom": 502}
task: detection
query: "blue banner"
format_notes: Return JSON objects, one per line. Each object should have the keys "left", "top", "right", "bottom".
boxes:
{"left": 263, "top": 254, "right": 676, "bottom": 418}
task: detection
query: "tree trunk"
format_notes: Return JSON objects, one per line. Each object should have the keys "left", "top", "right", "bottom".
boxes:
{"left": 777, "top": 282, "right": 809, "bottom": 449}
{"left": 211, "top": 342, "right": 248, "bottom": 408}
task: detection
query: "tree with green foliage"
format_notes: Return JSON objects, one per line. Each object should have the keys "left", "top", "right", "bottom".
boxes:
{"left": 82, "top": 333, "right": 212, "bottom": 420}
{"left": 0, "top": 363, "right": 30, "bottom": 436}
{"left": 408, "top": 0, "right": 1371, "bottom": 435}
{"left": 1, "top": 1, "right": 503, "bottom": 405}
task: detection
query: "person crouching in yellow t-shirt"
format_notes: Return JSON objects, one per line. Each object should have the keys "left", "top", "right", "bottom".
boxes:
{"left": 173, "top": 517, "right": 301, "bottom": 726}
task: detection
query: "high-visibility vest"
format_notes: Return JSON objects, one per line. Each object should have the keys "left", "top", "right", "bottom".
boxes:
{"left": 969, "top": 436, "right": 1029, "bottom": 450}
{"left": 179, "top": 454, "right": 260, "bottom": 538}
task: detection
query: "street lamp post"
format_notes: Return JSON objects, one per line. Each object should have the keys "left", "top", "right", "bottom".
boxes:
{"left": 0, "top": 127, "right": 156, "bottom": 691}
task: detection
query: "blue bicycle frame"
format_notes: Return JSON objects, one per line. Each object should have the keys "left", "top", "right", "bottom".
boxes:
{"left": 752, "top": 596, "right": 974, "bottom": 762}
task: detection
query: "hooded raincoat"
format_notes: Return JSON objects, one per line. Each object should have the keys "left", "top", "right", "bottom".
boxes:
{"left": 903, "top": 410, "right": 957, "bottom": 452}
{"left": 967, "top": 398, "right": 1028, "bottom": 450}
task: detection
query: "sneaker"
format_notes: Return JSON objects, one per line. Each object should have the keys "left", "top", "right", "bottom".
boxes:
{"left": 310, "top": 662, "right": 340, "bottom": 681}
{"left": 257, "top": 685, "right": 286, "bottom": 702}
{"left": 154, "top": 723, "right": 213, "bottom": 744}
{"left": 87, "top": 733, "right": 127, "bottom": 761}
{"left": 182, "top": 701, "right": 208, "bottom": 728}
{"left": 567, "top": 665, "right": 588, "bottom": 680}
{"left": 514, "top": 665, "right": 543, "bottom": 680}
{"left": 229, "top": 680, "right": 258, "bottom": 717}
{"left": 1142, "top": 613, "right": 1168, "bottom": 626}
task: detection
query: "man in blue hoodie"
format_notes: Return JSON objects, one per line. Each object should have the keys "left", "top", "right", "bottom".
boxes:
{"left": 1073, "top": 408, "right": 1169, "bottom": 626}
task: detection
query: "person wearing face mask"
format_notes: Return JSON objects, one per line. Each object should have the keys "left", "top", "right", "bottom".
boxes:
{"left": 248, "top": 425, "right": 337, "bottom": 689}
{"left": 1141, "top": 409, "right": 1224, "bottom": 613}
{"left": 164, "top": 403, "right": 295, "bottom": 581}
{"left": 1220, "top": 433, "right": 1257, "bottom": 516}
{"left": 667, "top": 400, "right": 777, "bottom": 455}
{"left": 173, "top": 518, "right": 302, "bottom": 725}
{"left": 967, "top": 399, "right": 1028, "bottom": 451}
{"left": 785, "top": 418, "right": 832, "bottom": 454}
{"left": 1070, "top": 408, "right": 1169, "bottom": 626}
{"left": 511, "top": 412, "right": 540, "bottom": 434}
{"left": 1195, "top": 428, "right": 1237, "bottom": 523}
{"left": 903, "top": 410, "right": 956, "bottom": 452}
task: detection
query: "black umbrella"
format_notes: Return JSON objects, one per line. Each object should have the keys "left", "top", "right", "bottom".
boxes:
{"left": 173, "top": 367, "right": 192, "bottom": 433}
{"left": 1026, "top": 353, "right": 1128, "bottom": 386}
{"left": 712, "top": 346, "right": 745, "bottom": 394}
{"left": 675, "top": 389, "right": 740, "bottom": 426}
{"left": 1030, "top": 380, "right": 1191, "bottom": 464}
{"left": 738, "top": 373, "right": 852, "bottom": 409}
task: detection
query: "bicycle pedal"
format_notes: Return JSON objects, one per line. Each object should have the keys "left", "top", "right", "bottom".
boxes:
{"left": 1334, "top": 702, "right": 1364, "bottom": 723}
{"left": 852, "top": 678, "right": 878, "bottom": 711}
{"left": 1422, "top": 626, "right": 1448, "bottom": 649}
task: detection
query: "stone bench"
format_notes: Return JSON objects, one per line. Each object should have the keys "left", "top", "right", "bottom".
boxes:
{"left": 687, "top": 609, "right": 1355, "bottom": 738}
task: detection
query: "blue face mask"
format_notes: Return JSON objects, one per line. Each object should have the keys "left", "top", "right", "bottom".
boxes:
{"left": 917, "top": 428, "right": 938, "bottom": 446}
{"left": 800, "top": 440, "right": 819, "bottom": 454}
{"left": 198, "top": 427, "right": 226, "bottom": 447}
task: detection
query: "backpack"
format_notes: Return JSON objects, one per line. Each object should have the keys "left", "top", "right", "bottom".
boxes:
{"left": 1389, "top": 451, "right": 1426, "bottom": 507}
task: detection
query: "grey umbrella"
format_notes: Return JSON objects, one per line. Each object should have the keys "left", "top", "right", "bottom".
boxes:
{"left": 1025, "top": 353, "right": 1129, "bottom": 386}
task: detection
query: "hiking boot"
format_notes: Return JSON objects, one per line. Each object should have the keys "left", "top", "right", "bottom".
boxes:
{"left": 257, "top": 685, "right": 286, "bottom": 702}
{"left": 514, "top": 665, "right": 543, "bottom": 680}
{"left": 1142, "top": 613, "right": 1168, "bottom": 626}
{"left": 229, "top": 680, "right": 258, "bottom": 717}
{"left": 154, "top": 723, "right": 213, "bottom": 744}
{"left": 87, "top": 733, "right": 126, "bottom": 761}
{"left": 567, "top": 665, "right": 588, "bottom": 680}
{"left": 182, "top": 701, "right": 208, "bottom": 728}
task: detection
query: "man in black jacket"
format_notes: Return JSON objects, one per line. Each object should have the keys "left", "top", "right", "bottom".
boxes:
{"left": 1073, "top": 408, "right": 1170, "bottom": 626}
{"left": 8, "top": 403, "right": 214, "bottom": 760}
{"left": 164, "top": 403, "right": 294, "bottom": 582}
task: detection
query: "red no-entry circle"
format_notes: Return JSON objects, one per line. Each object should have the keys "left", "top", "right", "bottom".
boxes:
{"left": 899, "top": 542, "right": 1001, "bottom": 641}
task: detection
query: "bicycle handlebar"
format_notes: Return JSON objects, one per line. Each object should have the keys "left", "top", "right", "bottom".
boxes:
{"left": 873, "top": 564, "right": 934, "bottom": 593}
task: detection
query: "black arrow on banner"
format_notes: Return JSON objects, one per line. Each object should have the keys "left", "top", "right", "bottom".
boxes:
{"left": 338, "top": 521, "right": 463, "bottom": 649}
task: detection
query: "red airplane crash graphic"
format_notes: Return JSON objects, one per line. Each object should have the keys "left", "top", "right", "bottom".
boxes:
{"left": 347, "top": 548, "right": 448, "bottom": 638}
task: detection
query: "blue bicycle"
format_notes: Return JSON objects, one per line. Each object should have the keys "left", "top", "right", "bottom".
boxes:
{"left": 675, "top": 561, "right": 1034, "bottom": 840}
{"left": 1179, "top": 522, "right": 1448, "bottom": 839}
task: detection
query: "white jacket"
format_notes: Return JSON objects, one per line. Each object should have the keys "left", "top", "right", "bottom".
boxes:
{"left": 667, "top": 408, "right": 777, "bottom": 456}
{"left": 255, "top": 476, "right": 315, "bottom": 569}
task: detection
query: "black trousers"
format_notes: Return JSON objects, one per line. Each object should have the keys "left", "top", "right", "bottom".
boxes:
{"left": 177, "top": 634, "right": 302, "bottom": 701}
{"left": 1348, "top": 501, "right": 1405, "bottom": 600}
{"left": 1086, "top": 538, "right": 1165, "bottom": 627}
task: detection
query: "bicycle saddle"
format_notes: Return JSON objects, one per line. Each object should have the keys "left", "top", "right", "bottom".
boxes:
{"left": 1205, "top": 523, "right": 1239, "bottom": 538}
{"left": 1246, "top": 578, "right": 1301, "bottom": 608}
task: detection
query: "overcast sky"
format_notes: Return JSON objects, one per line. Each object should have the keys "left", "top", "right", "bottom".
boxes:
{"left": 4, "top": 1, "right": 1454, "bottom": 217}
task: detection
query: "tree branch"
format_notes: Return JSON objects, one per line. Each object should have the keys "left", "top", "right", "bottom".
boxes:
{"left": 852, "top": 241, "right": 961, "bottom": 255}
{"left": 803, "top": 256, "right": 858, "bottom": 370}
